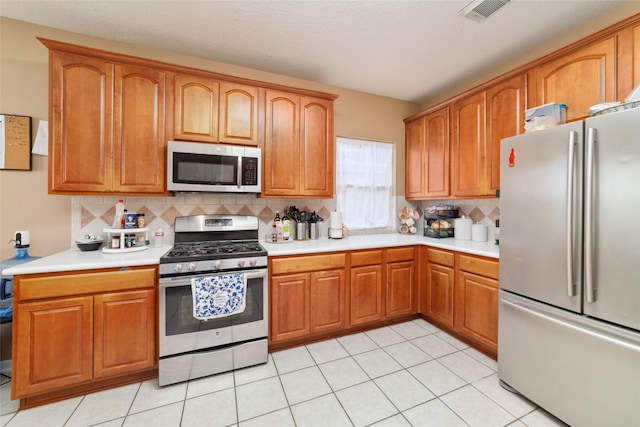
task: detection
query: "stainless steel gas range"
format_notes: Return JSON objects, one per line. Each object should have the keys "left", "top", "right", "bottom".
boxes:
{"left": 158, "top": 214, "right": 268, "bottom": 386}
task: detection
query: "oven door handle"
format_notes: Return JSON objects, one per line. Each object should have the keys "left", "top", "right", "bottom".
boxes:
{"left": 160, "top": 268, "right": 268, "bottom": 287}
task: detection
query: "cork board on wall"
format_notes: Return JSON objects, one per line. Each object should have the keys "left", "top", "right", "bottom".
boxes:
{"left": 0, "top": 114, "right": 32, "bottom": 170}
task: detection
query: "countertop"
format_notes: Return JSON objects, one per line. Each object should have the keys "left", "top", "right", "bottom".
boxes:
{"left": 2, "top": 234, "right": 498, "bottom": 276}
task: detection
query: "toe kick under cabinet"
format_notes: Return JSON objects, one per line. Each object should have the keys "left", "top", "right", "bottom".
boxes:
{"left": 12, "top": 266, "right": 158, "bottom": 409}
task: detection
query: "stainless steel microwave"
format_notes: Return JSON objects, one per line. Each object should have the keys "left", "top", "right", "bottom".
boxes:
{"left": 167, "top": 141, "right": 261, "bottom": 193}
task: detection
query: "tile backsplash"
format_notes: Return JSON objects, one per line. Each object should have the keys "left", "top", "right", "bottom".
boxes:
{"left": 72, "top": 195, "right": 499, "bottom": 246}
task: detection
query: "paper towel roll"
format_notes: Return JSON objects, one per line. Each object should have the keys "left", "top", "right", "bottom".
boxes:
{"left": 472, "top": 224, "right": 488, "bottom": 242}
{"left": 329, "top": 211, "right": 342, "bottom": 229}
{"left": 454, "top": 218, "right": 472, "bottom": 240}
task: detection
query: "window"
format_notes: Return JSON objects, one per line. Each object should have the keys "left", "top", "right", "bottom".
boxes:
{"left": 336, "top": 137, "right": 394, "bottom": 231}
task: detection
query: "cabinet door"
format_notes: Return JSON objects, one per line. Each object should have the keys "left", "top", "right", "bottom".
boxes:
{"left": 113, "top": 64, "right": 166, "bottom": 193}
{"left": 173, "top": 74, "right": 219, "bottom": 142}
{"left": 486, "top": 74, "right": 525, "bottom": 193}
{"left": 615, "top": 22, "right": 640, "bottom": 101}
{"left": 425, "top": 263, "right": 455, "bottom": 328}
{"left": 310, "top": 269, "right": 346, "bottom": 333}
{"left": 456, "top": 271, "right": 498, "bottom": 352}
{"left": 424, "top": 107, "right": 450, "bottom": 197}
{"left": 270, "top": 273, "right": 310, "bottom": 342}
{"left": 533, "top": 37, "right": 615, "bottom": 122}
{"left": 93, "top": 289, "right": 156, "bottom": 378}
{"left": 451, "top": 91, "right": 486, "bottom": 197}
{"left": 405, "top": 108, "right": 449, "bottom": 200}
{"left": 50, "top": 52, "right": 113, "bottom": 193}
{"left": 300, "top": 96, "right": 334, "bottom": 197}
{"left": 263, "top": 90, "right": 301, "bottom": 197}
{"left": 387, "top": 261, "right": 415, "bottom": 318}
{"left": 405, "top": 117, "right": 426, "bottom": 199}
{"left": 350, "top": 265, "right": 384, "bottom": 326}
{"left": 219, "top": 82, "right": 259, "bottom": 145}
{"left": 14, "top": 297, "right": 93, "bottom": 397}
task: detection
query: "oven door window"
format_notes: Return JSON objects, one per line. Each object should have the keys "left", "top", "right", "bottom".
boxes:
{"left": 165, "top": 275, "right": 263, "bottom": 335}
{"left": 173, "top": 152, "right": 237, "bottom": 185}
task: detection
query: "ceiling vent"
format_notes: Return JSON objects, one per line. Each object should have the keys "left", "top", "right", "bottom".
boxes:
{"left": 458, "top": 0, "right": 510, "bottom": 23}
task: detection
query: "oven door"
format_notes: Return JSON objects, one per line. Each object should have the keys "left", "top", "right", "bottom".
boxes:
{"left": 159, "top": 268, "right": 268, "bottom": 357}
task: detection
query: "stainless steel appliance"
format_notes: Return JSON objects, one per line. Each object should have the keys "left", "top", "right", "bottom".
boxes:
{"left": 158, "top": 214, "right": 268, "bottom": 386}
{"left": 167, "top": 141, "right": 261, "bottom": 193}
{"left": 498, "top": 106, "right": 640, "bottom": 426}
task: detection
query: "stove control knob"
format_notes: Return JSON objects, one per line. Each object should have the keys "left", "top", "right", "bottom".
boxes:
{"left": 173, "top": 264, "right": 183, "bottom": 273}
{"left": 249, "top": 259, "right": 258, "bottom": 267}
{"left": 188, "top": 263, "right": 197, "bottom": 272}
{"left": 237, "top": 260, "right": 246, "bottom": 268}
{"left": 213, "top": 261, "right": 222, "bottom": 270}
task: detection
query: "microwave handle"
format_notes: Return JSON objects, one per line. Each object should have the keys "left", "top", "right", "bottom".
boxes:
{"left": 237, "top": 157, "right": 243, "bottom": 188}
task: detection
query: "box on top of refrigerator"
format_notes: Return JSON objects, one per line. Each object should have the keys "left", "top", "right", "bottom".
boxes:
{"left": 524, "top": 102, "right": 567, "bottom": 132}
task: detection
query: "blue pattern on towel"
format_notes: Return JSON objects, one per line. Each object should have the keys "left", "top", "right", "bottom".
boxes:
{"left": 191, "top": 273, "right": 246, "bottom": 320}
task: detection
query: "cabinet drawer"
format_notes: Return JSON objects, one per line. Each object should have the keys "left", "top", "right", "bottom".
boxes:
{"left": 271, "top": 253, "right": 346, "bottom": 275}
{"left": 386, "top": 247, "right": 415, "bottom": 263}
{"left": 16, "top": 267, "right": 157, "bottom": 301}
{"left": 350, "top": 250, "right": 383, "bottom": 267}
{"left": 427, "top": 248, "right": 455, "bottom": 267}
{"left": 458, "top": 255, "right": 499, "bottom": 280}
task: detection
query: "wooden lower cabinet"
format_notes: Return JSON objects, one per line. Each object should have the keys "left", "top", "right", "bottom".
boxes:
{"left": 423, "top": 248, "right": 455, "bottom": 327}
{"left": 12, "top": 267, "right": 158, "bottom": 407}
{"left": 269, "top": 254, "right": 346, "bottom": 344}
{"left": 93, "top": 290, "right": 156, "bottom": 378}
{"left": 455, "top": 254, "right": 499, "bottom": 354}
{"left": 421, "top": 249, "right": 499, "bottom": 358}
{"left": 386, "top": 247, "right": 416, "bottom": 318}
{"left": 14, "top": 296, "right": 93, "bottom": 397}
{"left": 349, "top": 250, "right": 384, "bottom": 326}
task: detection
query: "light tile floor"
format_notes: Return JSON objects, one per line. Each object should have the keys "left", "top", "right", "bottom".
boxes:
{"left": 0, "top": 319, "right": 568, "bottom": 427}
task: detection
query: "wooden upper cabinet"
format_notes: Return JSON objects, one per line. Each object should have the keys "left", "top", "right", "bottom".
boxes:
{"left": 50, "top": 51, "right": 113, "bottom": 193}
{"left": 263, "top": 90, "right": 335, "bottom": 198}
{"left": 616, "top": 21, "right": 640, "bottom": 101}
{"left": 172, "top": 73, "right": 219, "bottom": 142}
{"left": 405, "top": 118, "right": 425, "bottom": 199}
{"left": 219, "top": 82, "right": 259, "bottom": 146}
{"left": 264, "top": 90, "right": 300, "bottom": 196}
{"left": 172, "top": 76, "right": 258, "bottom": 145}
{"left": 49, "top": 49, "right": 166, "bottom": 194}
{"left": 532, "top": 37, "right": 616, "bottom": 122}
{"left": 451, "top": 91, "right": 486, "bottom": 197}
{"left": 486, "top": 73, "right": 526, "bottom": 193}
{"left": 405, "top": 107, "right": 449, "bottom": 200}
{"left": 113, "top": 64, "right": 166, "bottom": 193}
{"left": 300, "top": 96, "right": 334, "bottom": 197}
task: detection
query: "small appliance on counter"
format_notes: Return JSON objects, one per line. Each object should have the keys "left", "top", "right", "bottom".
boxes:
{"left": 424, "top": 205, "right": 458, "bottom": 238}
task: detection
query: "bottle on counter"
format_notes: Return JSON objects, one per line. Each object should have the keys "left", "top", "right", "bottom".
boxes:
{"left": 272, "top": 211, "right": 282, "bottom": 242}
{"left": 495, "top": 218, "right": 500, "bottom": 245}
{"left": 121, "top": 209, "right": 128, "bottom": 228}
{"left": 136, "top": 213, "right": 145, "bottom": 229}
{"left": 155, "top": 227, "right": 165, "bottom": 248}
{"left": 112, "top": 199, "right": 125, "bottom": 228}
{"left": 282, "top": 209, "right": 291, "bottom": 241}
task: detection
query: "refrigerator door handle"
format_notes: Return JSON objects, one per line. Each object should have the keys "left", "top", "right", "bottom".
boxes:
{"left": 585, "top": 127, "right": 596, "bottom": 302}
{"left": 566, "top": 131, "right": 577, "bottom": 297}
{"left": 500, "top": 297, "right": 640, "bottom": 353}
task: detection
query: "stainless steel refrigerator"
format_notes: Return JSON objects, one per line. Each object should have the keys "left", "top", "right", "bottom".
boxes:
{"left": 498, "top": 106, "right": 640, "bottom": 427}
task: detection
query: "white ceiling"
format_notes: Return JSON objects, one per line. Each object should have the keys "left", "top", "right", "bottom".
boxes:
{"left": 0, "top": 0, "right": 627, "bottom": 104}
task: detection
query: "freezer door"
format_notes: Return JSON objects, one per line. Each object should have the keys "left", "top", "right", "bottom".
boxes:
{"left": 499, "top": 122, "right": 583, "bottom": 312}
{"left": 585, "top": 107, "right": 640, "bottom": 330}
{"left": 498, "top": 291, "right": 640, "bottom": 427}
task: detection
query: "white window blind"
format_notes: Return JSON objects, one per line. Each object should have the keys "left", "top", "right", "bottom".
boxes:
{"left": 336, "top": 137, "right": 394, "bottom": 231}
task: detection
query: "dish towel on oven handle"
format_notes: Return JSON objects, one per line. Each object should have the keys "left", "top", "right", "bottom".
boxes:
{"left": 191, "top": 273, "right": 247, "bottom": 320}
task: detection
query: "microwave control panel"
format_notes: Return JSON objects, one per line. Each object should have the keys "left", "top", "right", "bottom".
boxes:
{"left": 242, "top": 157, "right": 259, "bottom": 185}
